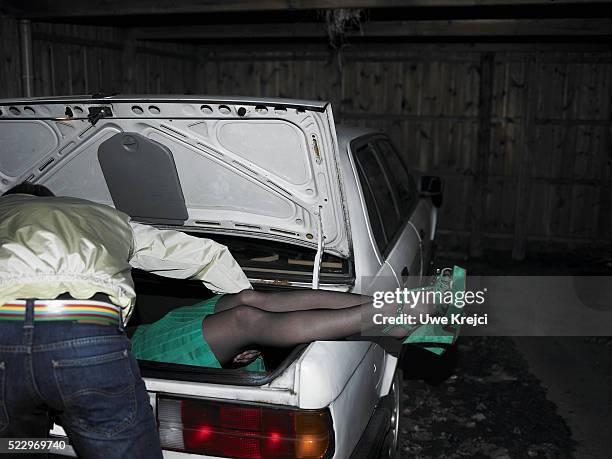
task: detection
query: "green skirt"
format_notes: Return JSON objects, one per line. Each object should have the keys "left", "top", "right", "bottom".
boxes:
{"left": 131, "top": 295, "right": 265, "bottom": 372}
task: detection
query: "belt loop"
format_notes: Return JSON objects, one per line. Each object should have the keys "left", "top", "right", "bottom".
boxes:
{"left": 24, "top": 299, "right": 35, "bottom": 326}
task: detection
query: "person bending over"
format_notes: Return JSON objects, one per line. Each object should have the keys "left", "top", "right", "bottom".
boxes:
{"left": 0, "top": 182, "right": 251, "bottom": 458}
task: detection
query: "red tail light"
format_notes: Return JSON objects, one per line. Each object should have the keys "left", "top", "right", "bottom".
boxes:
{"left": 157, "top": 395, "right": 333, "bottom": 459}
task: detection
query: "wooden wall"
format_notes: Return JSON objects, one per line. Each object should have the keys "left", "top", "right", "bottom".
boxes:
{"left": 197, "top": 45, "right": 612, "bottom": 255}
{"left": 27, "top": 22, "right": 199, "bottom": 96}
{"left": 1, "top": 17, "right": 610, "bottom": 256}
{"left": 0, "top": 17, "right": 23, "bottom": 97}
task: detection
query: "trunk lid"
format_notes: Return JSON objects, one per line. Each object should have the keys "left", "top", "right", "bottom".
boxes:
{"left": 0, "top": 96, "right": 351, "bottom": 257}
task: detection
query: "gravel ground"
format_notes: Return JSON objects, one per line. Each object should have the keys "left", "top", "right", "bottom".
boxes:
{"left": 398, "top": 337, "right": 576, "bottom": 459}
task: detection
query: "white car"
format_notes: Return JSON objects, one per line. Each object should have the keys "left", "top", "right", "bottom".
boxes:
{"left": 0, "top": 95, "right": 443, "bottom": 459}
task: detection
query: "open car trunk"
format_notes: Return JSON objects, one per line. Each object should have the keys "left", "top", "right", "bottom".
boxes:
{"left": 0, "top": 95, "right": 355, "bottom": 386}
{"left": 127, "top": 232, "right": 353, "bottom": 386}
{"left": 128, "top": 270, "right": 306, "bottom": 386}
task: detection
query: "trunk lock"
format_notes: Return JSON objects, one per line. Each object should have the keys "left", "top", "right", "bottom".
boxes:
{"left": 88, "top": 106, "right": 113, "bottom": 126}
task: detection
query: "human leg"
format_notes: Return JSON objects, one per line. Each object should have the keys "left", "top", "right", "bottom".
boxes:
{"left": 203, "top": 298, "right": 417, "bottom": 365}
{"left": 32, "top": 323, "right": 162, "bottom": 459}
{"left": 0, "top": 322, "right": 51, "bottom": 459}
{"left": 211, "top": 289, "right": 389, "bottom": 367}
{"left": 214, "top": 289, "right": 372, "bottom": 313}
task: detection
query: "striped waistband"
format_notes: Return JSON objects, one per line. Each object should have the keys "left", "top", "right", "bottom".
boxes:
{"left": 0, "top": 300, "right": 122, "bottom": 326}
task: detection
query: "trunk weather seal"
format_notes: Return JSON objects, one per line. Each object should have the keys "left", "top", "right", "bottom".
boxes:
{"left": 138, "top": 343, "right": 308, "bottom": 386}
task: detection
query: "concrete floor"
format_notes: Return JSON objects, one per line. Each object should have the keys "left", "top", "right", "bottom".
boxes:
{"left": 435, "top": 251, "right": 612, "bottom": 458}
{"left": 513, "top": 338, "right": 611, "bottom": 459}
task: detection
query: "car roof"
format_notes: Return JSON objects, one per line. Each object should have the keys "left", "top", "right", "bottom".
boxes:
{"left": 335, "top": 124, "right": 381, "bottom": 154}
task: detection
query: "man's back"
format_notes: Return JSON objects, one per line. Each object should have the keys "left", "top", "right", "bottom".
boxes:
{"left": 0, "top": 186, "right": 164, "bottom": 458}
{"left": 0, "top": 194, "right": 136, "bottom": 309}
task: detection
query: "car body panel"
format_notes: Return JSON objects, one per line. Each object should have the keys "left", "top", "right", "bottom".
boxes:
{"left": 0, "top": 98, "right": 351, "bottom": 258}
{"left": 0, "top": 95, "right": 329, "bottom": 111}
{"left": 327, "top": 344, "right": 387, "bottom": 459}
{"left": 385, "top": 222, "right": 423, "bottom": 287}
{"left": 297, "top": 341, "right": 376, "bottom": 409}
{"left": 338, "top": 128, "right": 435, "bottom": 289}
{"left": 409, "top": 199, "right": 436, "bottom": 274}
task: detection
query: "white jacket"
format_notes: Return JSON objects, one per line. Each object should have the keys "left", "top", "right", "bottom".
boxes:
{"left": 0, "top": 194, "right": 251, "bottom": 322}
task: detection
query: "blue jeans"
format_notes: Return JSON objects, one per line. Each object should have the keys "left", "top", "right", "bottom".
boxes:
{"left": 0, "top": 300, "right": 162, "bottom": 459}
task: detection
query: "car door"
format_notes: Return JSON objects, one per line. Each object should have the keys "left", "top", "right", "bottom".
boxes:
{"left": 352, "top": 138, "right": 422, "bottom": 290}
{"left": 375, "top": 138, "right": 434, "bottom": 271}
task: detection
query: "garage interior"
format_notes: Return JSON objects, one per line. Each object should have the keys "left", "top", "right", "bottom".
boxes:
{"left": 0, "top": 1, "right": 611, "bottom": 458}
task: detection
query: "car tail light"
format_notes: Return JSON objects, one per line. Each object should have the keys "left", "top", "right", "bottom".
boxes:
{"left": 157, "top": 395, "right": 333, "bottom": 459}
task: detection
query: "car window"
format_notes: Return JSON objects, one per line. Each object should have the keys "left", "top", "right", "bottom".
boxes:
{"left": 374, "top": 138, "right": 418, "bottom": 219}
{"left": 354, "top": 142, "right": 401, "bottom": 254}
{"left": 354, "top": 157, "right": 386, "bottom": 252}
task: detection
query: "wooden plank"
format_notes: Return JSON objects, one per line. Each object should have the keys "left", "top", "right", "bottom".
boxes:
{"left": 438, "top": 228, "right": 612, "bottom": 245}
{"left": 31, "top": 39, "right": 48, "bottom": 95}
{"left": 194, "top": 53, "right": 208, "bottom": 94}
{"left": 338, "top": 112, "right": 611, "bottom": 125}
{"left": 133, "top": 19, "right": 612, "bottom": 41}
{"left": 47, "top": 43, "right": 56, "bottom": 95}
{"left": 470, "top": 52, "right": 494, "bottom": 258}
{"left": 182, "top": 43, "right": 611, "bottom": 61}
{"left": 494, "top": 60, "right": 525, "bottom": 239}
{"left": 31, "top": 32, "right": 122, "bottom": 51}
{"left": 330, "top": 51, "right": 343, "bottom": 112}
{"left": 401, "top": 61, "right": 420, "bottom": 115}
{"left": 69, "top": 44, "right": 86, "bottom": 94}
{"left": 120, "top": 29, "right": 137, "bottom": 93}
{"left": 553, "top": 64, "right": 585, "bottom": 238}
{"left": 512, "top": 53, "right": 539, "bottom": 260}
{"left": 593, "top": 63, "right": 612, "bottom": 241}
{"left": 0, "top": 17, "right": 22, "bottom": 98}
{"left": 9, "top": 0, "right": 612, "bottom": 18}
{"left": 135, "top": 45, "right": 197, "bottom": 60}
{"left": 18, "top": 20, "right": 34, "bottom": 97}
{"left": 185, "top": 52, "right": 198, "bottom": 95}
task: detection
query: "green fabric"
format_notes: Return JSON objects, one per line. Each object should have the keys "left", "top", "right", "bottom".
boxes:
{"left": 131, "top": 295, "right": 266, "bottom": 372}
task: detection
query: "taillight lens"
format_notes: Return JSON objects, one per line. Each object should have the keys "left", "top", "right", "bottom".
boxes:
{"left": 157, "top": 396, "right": 333, "bottom": 459}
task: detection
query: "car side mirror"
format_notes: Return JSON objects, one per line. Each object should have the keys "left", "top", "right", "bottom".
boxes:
{"left": 419, "top": 176, "right": 443, "bottom": 208}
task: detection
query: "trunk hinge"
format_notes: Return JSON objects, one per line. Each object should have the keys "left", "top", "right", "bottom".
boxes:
{"left": 312, "top": 206, "right": 325, "bottom": 289}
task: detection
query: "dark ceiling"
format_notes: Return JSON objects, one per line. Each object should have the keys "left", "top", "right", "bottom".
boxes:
{"left": 2, "top": 0, "right": 612, "bottom": 23}
{"left": 1, "top": 0, "right": 610, "bottom": 43}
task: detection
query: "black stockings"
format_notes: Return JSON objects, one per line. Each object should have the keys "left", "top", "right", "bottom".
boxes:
{"left": 203, "top": 289, "right": 404, "bottom": 366}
